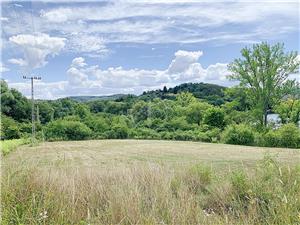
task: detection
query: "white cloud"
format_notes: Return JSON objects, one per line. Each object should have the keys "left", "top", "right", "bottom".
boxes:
{"left": 2, "top": 1, "right": 295, "bottom": 45}
{"left": 71, "top": 57, "right": 87, "bottom": 68}
{"left": 0, "top": 17, "right": 9, "bottom": 21}
{"left": 9, "top": 81, "right": 68, "bottom": 100}
{"left": 67, "top": 67, "right": 89, "bottom": 86}
{"left": 40, "top": 8, "right": 72, "bottom": 23}
{"left": 67, "top": 34, "right": 108, "bottom": 56}
{"left": 14, "top": 3, "right": 23, "bottom": 8}
{"left": 0, "top": 62, "right": 10, "bottom": 73}
{"left": 39, "top": 2, "right": 297, "bottom": 26}
{"left": 167, "top": 50, "right": 203, "bottom": 74}
{"left": 6, "top": 49, "right": 235, "bottom": 99}
{"left": 64, "top": 50, "right": 231, "bottom": 96}
{"left": 9, "top": 33, "right": 66, "bottom": 69}
{"left": 8, "top": 58, "right": 28, "bottom": 66}
{"left": 206, "top": 63, "right": 229, "bottom": 81}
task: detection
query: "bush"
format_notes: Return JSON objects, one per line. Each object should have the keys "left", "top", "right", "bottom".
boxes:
{"left": 163, "top": 117, "right": 191, "bottom": 131}
{"left": 196, "top": 132, "right": 211, "bottom": 142}
{"left": 203, "top": 107, "right": 225, "bottom": 128}
{"left": 1, "top": 139, "right": 30, "bottom": 155}
{"left": 104, "top": 124, "right": 129, "bottom": 139}
{"left": 1, "top": 116, "right": 21, "bottom": 140}
{"left": 261, "top": 131, "right": 281, "bottom": 147}
{"left": 83, "top": 115, "right": 110, "bottom": 136}
{"left": 173, "top": 130, "right": 192, "bottom": 141}
{"left": 44, "top": 119, "right": 92, "bottom": 141}
{"left": 221, "top": 124, "right": 255, "bottom": 146}
{"left": 159, "top": 131, "right": 174, "bottom": 140}
{"left": 133, "top": 128, "right": 161, "bottom": 139}
{"left": 263, "top": 123, "right": 300, "bottom": 148}
{"left": 205, "top": 128, "right": 221, "bottom": 143}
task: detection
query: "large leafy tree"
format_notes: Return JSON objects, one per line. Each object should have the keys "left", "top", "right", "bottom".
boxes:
{"left": 228, "top": 43, "right": 299, "bottom": 126}
{"left": 1, "top": 80, "right": 31, "bottom": 122}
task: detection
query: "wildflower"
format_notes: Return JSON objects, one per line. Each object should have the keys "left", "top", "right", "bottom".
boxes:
{"left": 39, "top": 210, "right": 48, "bottom": 221}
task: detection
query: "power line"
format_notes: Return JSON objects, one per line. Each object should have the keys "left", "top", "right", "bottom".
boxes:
{"left": 23, "top": 75, "right": 42, "bottom": 144}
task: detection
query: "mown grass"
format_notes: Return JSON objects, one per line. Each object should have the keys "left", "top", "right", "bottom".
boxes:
{"left": 2, "top": 154, "right": 300, "bottom": 224}
{"left": 0, "top": 139, "right": 30, "bottom": 156}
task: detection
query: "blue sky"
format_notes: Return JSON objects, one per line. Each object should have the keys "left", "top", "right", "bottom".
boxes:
{"left": 1, "top": 0, "right": 299, "bottom": 99}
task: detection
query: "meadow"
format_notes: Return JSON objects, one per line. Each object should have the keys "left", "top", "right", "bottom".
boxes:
{"left": 2, "top": 140, "right": 300, "bottom": 224}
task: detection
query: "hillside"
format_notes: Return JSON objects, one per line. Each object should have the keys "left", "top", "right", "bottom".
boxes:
{"left": 68, "top": 94, "right": 128, "bottom": 102}
{"left": 65, "top": 82, "right": 227, "bottom": 105}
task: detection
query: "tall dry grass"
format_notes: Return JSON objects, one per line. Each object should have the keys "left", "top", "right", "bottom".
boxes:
{"left": 2, "top": 156, "right": 300, "bottom": 224}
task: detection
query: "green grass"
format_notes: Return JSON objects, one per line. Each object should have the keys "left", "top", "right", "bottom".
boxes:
{"left": 2, "top": 140, "right": 300, "bottom": 224}
{"left": 0, "top": 139, "right": 30, "bottom": 156}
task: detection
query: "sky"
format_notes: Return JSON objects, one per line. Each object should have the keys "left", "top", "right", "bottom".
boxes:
{"left": 1, "top": 0, "right": 299, "bottom": 99}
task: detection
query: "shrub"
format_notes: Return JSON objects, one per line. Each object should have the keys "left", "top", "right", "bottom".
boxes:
{"left": 277, "top": 123, "right": 300, "bottom": 148}
{"left": 44, "top": 119, "right": 92, "bottom": 141}
{"left": 196, "top": 132, "right": 211, "bottom": 142}
{"left": 203, "top": 107, "right": 225, "bottom": 128}
{"left": 104, "top": 124, "right": 129, "bottom": 139}
{"left": 1, "top": 116, "right": 21, "bottom": 139}
{"left": 83, "top": 115, "right": 110, "bottom": 136}
{"left": 133, "top": 128, "right": 161, "bottom": 139}
{"left": 173, "top": 130, "right": 192, "bottom": 141}
{"left": 163, "top": 117, "right": 191, "bottom": 131}
{"left": 221, "top": 124, "right": 255, "bottom": 146}
{"left": 205, "top": 128, "right": 221, "bottom": 143}
{"left": 263, "top": 123, "right": 300, "bottom": 148}
{"left": 159, "top": 131, "right": 174, "bottom": 140}
{"left": 262, "top": 131, "right": 281, "bottom": 147}
{"left": 1, "top": 139, "right": 30, "bottom": 155}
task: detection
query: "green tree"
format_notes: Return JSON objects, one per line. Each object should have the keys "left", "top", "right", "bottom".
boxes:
{"left": 1, "top": 80, "right": 31, "bottom": 122}
{"left": 176, "top": 92, "right": 197, "bottom": 107}
{"left": 186, "top": 102, "right": 212, "bottom": 125}
{"left": 88, "top": 100, "right": 105, "bottom": 113}
{"left": 104, "top": 101, "right": 128, "bottom": 115}
{"left": 203, "top": 107, "right": 225, "bottom": 128}
{"left": 228, "top": 43, "right": 299, "bottom": 126}
{"left": 131, "top": 100, "right": 149, "bottom": 123}
{"left": 45, "top": 119, "right": 92, "bottom": 141}
{"left": 52, "top": 98, "right": 77, "bottom": 119}
{"left": 275, "top": 99, "right": 300, "bottom": 124}
{"left": 37, "top": 101, "right": 54, "bottom": 124}
{"left": 74, "top": 104, "right": 90, "bottom": 118}
{"left": 1, "top": 115, "right": 21, "bottom": 139}
{"left": 83, "top": 115, "right": 110, "bottom": 135}
{"left": 224, "top": 86, "right": 251, "bottom": 111}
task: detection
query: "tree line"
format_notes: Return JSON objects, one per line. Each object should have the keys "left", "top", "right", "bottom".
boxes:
{"left": 1, "top": 42, "right": 300, "bottom": 148}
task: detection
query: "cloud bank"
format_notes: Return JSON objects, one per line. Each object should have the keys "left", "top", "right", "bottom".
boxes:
{"left": 9, "top": 50, "right": 232, "bottom": 99}
{"left": 8, "top": 33, "right": 66, "bottom": 69}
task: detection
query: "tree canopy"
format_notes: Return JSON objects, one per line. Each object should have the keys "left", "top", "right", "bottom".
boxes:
{"left": 228, "top": 42, "right": 299, "bottom": 126}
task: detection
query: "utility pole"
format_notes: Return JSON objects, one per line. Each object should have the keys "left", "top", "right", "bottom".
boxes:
{"left": 23, "top": 76, "right": 41, "bottom": 144}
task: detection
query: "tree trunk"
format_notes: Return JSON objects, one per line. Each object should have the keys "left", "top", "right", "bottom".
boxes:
{"left": 264, "top": 111, "right": 268, "bottom": 127}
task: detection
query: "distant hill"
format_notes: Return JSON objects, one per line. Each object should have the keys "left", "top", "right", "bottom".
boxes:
{"left": 68, "top": 94, "right": 127, "bottom": 102}
{"left": 140, "top": 82, "right": 227, "bottom": 105}
{"left": 66, "top": 82, "right": 227, "bottom": 105}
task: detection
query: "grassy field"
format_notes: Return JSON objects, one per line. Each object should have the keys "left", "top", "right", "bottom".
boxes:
{"left": 2, "top": 140, "right": 300, "bottom": 224}
{"left": 4, "top": 139, "right": 300, "bottom": 169}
